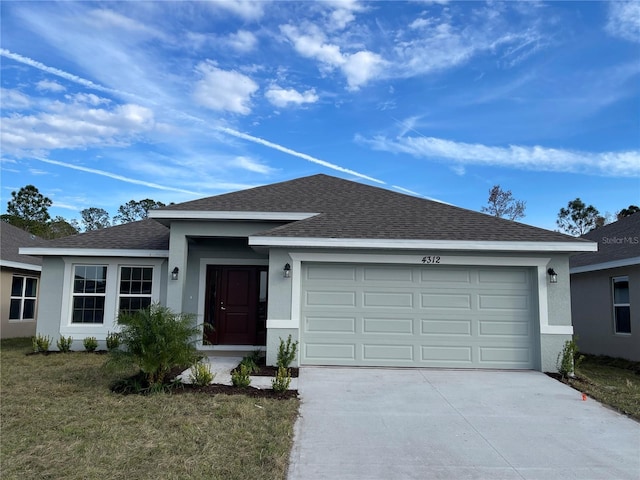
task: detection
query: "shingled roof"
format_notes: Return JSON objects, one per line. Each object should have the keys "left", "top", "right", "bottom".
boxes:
{"left": 157, "top": 174, "right": 587, "bottom": 243}
{"left": 1, "top": 222, "right": 45, "bottom": 268}
{"left": 34, "top": 219, "right": 169, "bottom": 251}
{"left": 570, "top": 212, "right": 640, "bottom": 269}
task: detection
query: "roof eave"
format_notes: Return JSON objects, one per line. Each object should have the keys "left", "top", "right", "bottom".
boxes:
{"left": 149, "top": 210, "right": 318, "bottom": 222}
{"left": 0, "top": 260, "right": 42, "bottom": 272}
{"left": 19, "top": 248, "right": 170, "bottom": 258}
{"left": 248, "top": 237, "right": 598, "bottom": 252}
{"left": 570, "top": 256, "right": 640, "bottom": 274}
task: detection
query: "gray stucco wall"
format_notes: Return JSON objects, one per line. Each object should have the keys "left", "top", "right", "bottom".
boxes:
{"left": 35, "top": 257, "right": 65, "bottom": 343}
{"left": 571, "top": 265, "right": 640, "bottom": 361}
{"left": 266, "top": 328, "right": 299, "bottom": 367}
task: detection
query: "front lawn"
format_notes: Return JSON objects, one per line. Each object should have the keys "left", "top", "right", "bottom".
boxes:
{"left": 0, "top": 338, "right": 299, "bottom": 480}
{"left": 570, "top": 354, "right": 640, "bottom": 422}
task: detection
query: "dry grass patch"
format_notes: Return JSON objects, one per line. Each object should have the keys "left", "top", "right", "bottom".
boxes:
{"left": 1, "top": 338, "right": 299, "bottom": 479}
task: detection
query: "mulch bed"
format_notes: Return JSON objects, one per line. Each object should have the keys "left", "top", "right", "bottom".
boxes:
{"left": 236, "top": 357, "right": 299, "bottom": 378}
{"left": 177, "top": 383, "right": 298, "bottom": 399}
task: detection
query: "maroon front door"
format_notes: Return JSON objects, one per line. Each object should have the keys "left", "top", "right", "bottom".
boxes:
{"left": 203, "top": 265, "right": 267, "bottom": 345}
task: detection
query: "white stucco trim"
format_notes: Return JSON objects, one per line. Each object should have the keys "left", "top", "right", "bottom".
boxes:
{"left": 250, "top": 237, "right": 596, "bottom": 252}
{"left": 282, "top": 252, "right": 566, "bottom": 339}
{"left": 149, "top": 210, "right": 317, "bottom": 221}
{"left": 195, "top": 257, "right": 269, "bottom": 349}
{"left": 0, "top": 260, "right": 42, "bottom": 272}
{"left": 570, "top": 256, "right": 640, "bottom": 274}
{"left": 267, "top": 319, "right": 295, "bottom": 329}
{"left": 20, "top": 248, "right": 169, "bottom": 258}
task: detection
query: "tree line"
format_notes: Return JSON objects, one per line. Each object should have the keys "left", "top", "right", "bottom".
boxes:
{"left": 1, "top": 184, "right": 637, "bottom": 240}
{"left": 1, "top": 185, "right": 169, "bottom": 239}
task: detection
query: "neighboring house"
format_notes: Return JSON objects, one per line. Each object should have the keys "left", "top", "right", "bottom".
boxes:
{"left": 570, "top": 213, "right": 640, "bottom": 361}
{"left": 1, "top": 223, "right": 44, "bottom": 338}
{"left": 22, "top": 174, "right": 595, "bottom": 371}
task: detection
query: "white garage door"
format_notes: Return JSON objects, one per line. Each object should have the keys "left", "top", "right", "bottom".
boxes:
{"left": 300, "top": 263, "right": 537, "bottom": 369}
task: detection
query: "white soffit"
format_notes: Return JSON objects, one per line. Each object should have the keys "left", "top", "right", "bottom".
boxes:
{"left": 248, "top": 236, "right": 598, "bottom": 252}
{"left": 570, "top": 256, "right": 640, "bottom": 274}
{"left": 149, "top": 210, "right": 317, "bottom": 221}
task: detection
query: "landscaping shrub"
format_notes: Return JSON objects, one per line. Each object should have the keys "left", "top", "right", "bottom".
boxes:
{"left": 56, "top": 336, "right": 73, "bottom": 353}
{"left": 231, "top": 364, "right": 252, "bottom": 388}
{"left": 107, "top": 304, "right": 201, "bottom": 389}
{"left": 189, "top": 361, "right": 215, "bottom": 387}
{"left": 32, "top": 334, "right": 52, "bottom": 353}
{"left": 83, "top": 336, "right": 98, "bottom": 352}
{"left": 106, "top": 331, "right": 120, "bottom": 351}
{"left": 277, "top": 335, "right": 298, "bottom": 369}
{"left": 271, "top": 366, "right": 291, "bottom": 393}
{"left": 557, "top": 337, "right": 584, "bottom": 379}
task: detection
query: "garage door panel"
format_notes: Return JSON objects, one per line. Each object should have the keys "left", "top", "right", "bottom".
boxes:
{"left": 306, "top": 291, "right": 356, "bottom": 306}
{"left": 478, "top": 294, "right": 529, "bottom": 310}
{"left": 301, "top": 264, "right": 536, "bottom": 369}
{"left": 421, "top": 293, "right": 472, "bottom": 309}
{"left": 421, "top": 319, "right": 472, "bottom": 336}
{"left": 363, "top": 344, "right": 414, "bottom": 361}
{"left": 306, "top": 316, "right": 356, "bottom": 333}
{"left": 363, "top": 317, "right": 414, "bottom": 334}
{"left": 306, "top": 265, "right": 356, "bottom": 281}
{"left": 305, "top": 343, "right": 355, "bottom": 360}
{"left": 363, "top": 292, "right": 414, "bottom": 308}
{"left": 479, "top": 321, "right": 530, "bottom": 336}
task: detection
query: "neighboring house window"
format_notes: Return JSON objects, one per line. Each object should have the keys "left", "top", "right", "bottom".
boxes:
{"left": 118, "top": 266, "right": 153, "bottom": 313}
{"left": 612, "top": 276, "right": 631, "bottom": 334}
{"left": 9, "top": 275, "right": 38, "bottom": 321}
{"left": 72, "top": 265, "right": 107, "bottom": 324}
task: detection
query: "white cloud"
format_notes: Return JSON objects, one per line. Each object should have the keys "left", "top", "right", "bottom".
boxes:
{"left": 36, "top": 80, "right": 66, "bottom": 92}
{"left": 1, "top": 100, "right": 155, "bottom": 152}
{"left": 1, "top": 88, "right": 31, "bottom": 109}
{"left": 234, "top": 156, "right": 275, "bottom": 174}
{"left": 360, "top": 134, "right": 640, "bottom": 177}
{"left": 87, "top": 9, "right": 168, "bottom": 40}
{"left": 606, "top": 1, "right": 640, "bottom": 43}
{"left": 208, "top": 0, "right": 265, "bottom": 20}
{"left": 226, "top": 30, "right": 258, "bottom": 52}
{"left": 193, "top": 62, "right": 258, "bottom": 115}
{"left": 323, "top": 0, "right": 366, "bottom": 30}
{"left": 280, "top": 24, "right": 385, "bottom": 90}
{"left": 265, "top": 86, "right": 319, "bottom": 108}
{"left": 65, "top": 93, "right": 111, "bottom": 106}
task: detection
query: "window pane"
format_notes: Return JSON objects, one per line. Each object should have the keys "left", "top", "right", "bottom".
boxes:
{"left": 615, "top": 306, "right": 631, "bottom": 334}
{"left": 25, "top": 278, "right": 38, "bottom": 297}
{"left": 132, "top": 268, "right": 142, "bottom": 281}
{"left": 11, "top": 277, "right": 23, "bottom": 297}
{"left": 613, "top": 279, "right": 629, "bottom": 304}
{"left": 141, "top": 281, "right": 152, "bottom": 295}
{"left": 121, "top": 267, "right": 132, "bottom": 281}
{"left": 23, "top": 299, "right": 35, "bottom": 319}
{"left": 9, "top": 299, "right": 21, "bottom": 319}
{"left": 143, "top": 268, "right": 153, "bottom": 281}
{"left": 72, "top": 296, "right": 105, "bottom": 324}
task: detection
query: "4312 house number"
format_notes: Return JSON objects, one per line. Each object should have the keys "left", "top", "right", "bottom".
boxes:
{"left": 421, "top": 255, "right": 441, "bottom": 264}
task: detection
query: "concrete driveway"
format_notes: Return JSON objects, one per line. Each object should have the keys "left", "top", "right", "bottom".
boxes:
{"left": 288, "top": 368, "right": 640, "bottom": 480}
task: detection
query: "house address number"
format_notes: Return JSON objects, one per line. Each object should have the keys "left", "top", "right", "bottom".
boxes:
{"left": 421, "top": 255, "right": 441, "bottom": 264}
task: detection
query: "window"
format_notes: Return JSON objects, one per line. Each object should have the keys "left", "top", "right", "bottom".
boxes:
{"left": 118, "top": 266, "right": 153, "bottom": 314}
{"left": 72, "top": 265, "right": 107, "bottom": 324}
{"left": 9, "top": 275, "right": 38, "bottom": 321}
{"left": 612, "top": 276, "right": 631, "bottom": 334}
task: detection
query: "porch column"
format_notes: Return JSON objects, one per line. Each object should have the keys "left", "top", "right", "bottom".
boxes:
{"left": 166, "top": 228, "right": 188, "bottom": 313}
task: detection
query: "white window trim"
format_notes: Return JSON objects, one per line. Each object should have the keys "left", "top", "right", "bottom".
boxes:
{"left": 69, "top": 264, "right": 108, "bottom": 325}
{"left": 9, "top": 274, "right": 38, "bottom": 322}
{"left": 612, "top": 276, "right": 631, "bottom": 335}
{"left": 60, "top": 257, "right": 163, "bottom": 337}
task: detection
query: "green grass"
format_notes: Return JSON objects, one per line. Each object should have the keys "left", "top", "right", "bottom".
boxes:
{"left": 570, "top": 354, "right": 640, "bottom": 422}
{"left": 1, "top": 338, "right": 299, "bottom": 480}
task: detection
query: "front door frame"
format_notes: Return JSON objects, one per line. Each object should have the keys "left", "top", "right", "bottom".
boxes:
{"left": 197, "top": 258, "right": 269, "bottom": 349}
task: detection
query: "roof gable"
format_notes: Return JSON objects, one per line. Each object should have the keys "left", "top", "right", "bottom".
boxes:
{"left": 155, "top": 174, "right": 589, "bottom": 244}
{"left": 1, "top": 222, "right": 45, "bottom": 268}
{"left": 570, "top": 213, "right": 640, "bottom": 270}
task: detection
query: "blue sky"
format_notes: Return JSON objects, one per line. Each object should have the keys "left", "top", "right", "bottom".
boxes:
{"left": 1, "top": 0, "right": 638, "bottom": 232}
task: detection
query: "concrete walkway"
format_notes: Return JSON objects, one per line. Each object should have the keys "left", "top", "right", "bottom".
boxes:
{"left": 288, "top": 368, "right": 640, "bottom": 480}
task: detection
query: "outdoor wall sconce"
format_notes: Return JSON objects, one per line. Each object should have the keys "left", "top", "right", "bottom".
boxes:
{"left": 171, "top": 267, "right": 179, "bottom": 281}
{"left": 283, "top": 263, "right": 291, "bottom": 279}
{"left": 547, "top": 268, "right": 558, "bottom": 284}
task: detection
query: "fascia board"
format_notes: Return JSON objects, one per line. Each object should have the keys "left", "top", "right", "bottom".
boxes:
{"left": 19, "top": 248, "right": 169, "bottom": 258}
{"left": 570, "top": 256, "right": 640, "bottom": 274}
{"left": 0, "top": 260, "right": 42, "bottom": 272}
{"left": 248, "top": 237, "right": 598, "bottom": 252}
{"left": 149, "top": 210, "right": 317, "bottom": 221}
